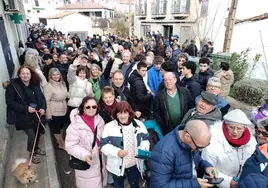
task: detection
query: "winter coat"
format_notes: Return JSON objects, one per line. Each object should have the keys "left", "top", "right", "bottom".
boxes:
{"left": 67, "top": 64, "right": 93, "bottom": 107}
{"left": 119, "top": 62, "right": 135, "bottom": 86}
{"left": 238, "top": 173, "right": 268, "bottom": 188}
{"left": 150, "top": 125, "right": 213, "bottom": 188}
{"left": 181, "top": 107, "right": 222, "bottom": 127}
{"left": 54, "top": 62, "right": 69, "bottom": 85}
{"left": 100, "top": 119, "right": 150, "bottom": 176}
{"left": 147, "top": 66, "right": 163, "bottom": 96}
{"left": 185, "top": 44, "right": 198, "bottom": 57}
{"left": 181, "top": 75, "right": 201, "bottom": 99}
{"left": 198, "top": 69, "right": 214, "bottom": 91}
{"left": 44, "top": 79, "right": 68, "bottom": 119}
{"left": 172, "top": 48, "right": 181, "bottom": 64}
{"left": 214, "top": 69, "right": 234, "bottom": 98}
{"left": 195, "top": 94, "right": 230, "bottom": 117}
{"left": 128, "top": 70, "right": 153, "bottom": 112}
{"left": 98, "top": 101, "right": 114, "bottom": 124}
{"left": 65, "top": 109, "right": 107, "bottom": 188}
{"left": 239, "top": 143, "right": 268, "bottom": 181}
{"left": 154, "top": 86, "right": 194, "bottom": 135}
{"left": 5, "top": 78, "right": 46, "bottom": 130}
{"left": 201, "top": 121, "right": 257, "bottom": 188}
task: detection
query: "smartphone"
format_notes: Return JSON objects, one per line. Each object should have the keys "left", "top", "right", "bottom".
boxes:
{"left": 206, "top": 177, "right": 224, "bottom": 185}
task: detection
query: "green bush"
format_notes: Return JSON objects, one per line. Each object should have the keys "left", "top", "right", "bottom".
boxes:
{"left": 233, "top": 79, "right": 268, "bottom": 105}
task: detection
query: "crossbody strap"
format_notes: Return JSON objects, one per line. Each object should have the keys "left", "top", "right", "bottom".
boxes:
{"left": 9, "top": 81, "right": 26, "bottom": 103}
{"left": 91, "top": 126, "right": 98, "bottom": 149}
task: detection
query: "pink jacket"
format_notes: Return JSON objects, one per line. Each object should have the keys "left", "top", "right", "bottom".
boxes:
{"left": 65, "top": 109, "right": 107, "bottom": 188}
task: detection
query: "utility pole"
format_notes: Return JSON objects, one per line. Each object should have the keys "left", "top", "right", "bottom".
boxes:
{"left": 223, "top": 0, "right": 239, "bottom": 52}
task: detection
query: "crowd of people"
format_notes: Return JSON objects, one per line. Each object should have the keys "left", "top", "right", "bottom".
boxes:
{"left": 4, "top": 23, "right": 268, "bottom": 188}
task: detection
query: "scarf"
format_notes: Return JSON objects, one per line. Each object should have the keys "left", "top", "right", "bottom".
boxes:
{"left": 112, "top": 83, "right": 127, "bottom": 101}
{"left": 222, "top": 122, "right": 251, "bottom": 147}
{"left": 80, "top": 114, "right": 100, "bottom": 147}
{"left": 102, "top": 100, "right": 118, "bottom": 114}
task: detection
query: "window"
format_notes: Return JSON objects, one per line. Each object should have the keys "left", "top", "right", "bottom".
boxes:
{"left": 95, "top": 11, "right": 102, "bottom": 17}
{"left": 27, "top": 10, "right": 31, "bottom": 13}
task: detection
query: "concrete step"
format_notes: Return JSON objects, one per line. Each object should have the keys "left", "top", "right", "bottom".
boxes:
{"left": 3, "top": 126, "right": 60, "bottom": 188}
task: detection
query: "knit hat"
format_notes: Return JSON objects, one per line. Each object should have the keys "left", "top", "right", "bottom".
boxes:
{"left": 201, "top": 91, "right": 218, "bottom": 105}
{"left": 224, "top": 109, "right": 251, "bottom": 126}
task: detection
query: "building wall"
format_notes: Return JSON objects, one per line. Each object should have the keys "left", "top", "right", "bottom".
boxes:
{"left": 134, "top": 0, "right": 199, "bottom": 41}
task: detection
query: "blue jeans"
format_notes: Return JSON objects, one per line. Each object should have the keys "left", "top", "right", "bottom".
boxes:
{"left": 112, "top": 165, "right": 140, "bottom": 188}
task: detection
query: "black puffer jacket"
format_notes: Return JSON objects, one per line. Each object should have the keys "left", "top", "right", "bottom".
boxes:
{"left": 5, "top": 78, "right": 46, "bottom": 130}
{"left": 154, "top": 86, "right": 194, "bottom": 135}
{"left": 181, "top": 75, "right": 201, "bottom": 100}
{"left": 198, "top": 69, "right": 214, "bottom": 91}
{"left": 128, "top": 70, "right": 153, "bottom": 112}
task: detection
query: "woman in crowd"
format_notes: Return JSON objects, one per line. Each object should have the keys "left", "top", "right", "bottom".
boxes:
{"left": 65, "top": 96, "right": 107, "bottom": 188}
{"left": 67, "top": 58, "right": 93, "bottom": 112}
{"left": 24, "top": 53, "right": 47, "bottom": 88}
{"left": 239, "top": 117, "right": 268, "bottom": 182}
{"left": 202, "top": 109, "right": 257, "bottom": 188}
{"left": 89, "top": 64, "right": 102, "bottom": 101}
{"left": 101, "top": 101, "right": 150, "bottom": 188}
{"left": 44, "top": 68, "right": 68, "bottom": 150}
{"left": 52, "top": 53, "right": 60, "bottom": 64}
{"left": 214, "top": 62, "right": 234, "bottom": 98}
{"left": 5, "top": 66, "right": 46, "bottom": 163}
{"left": 195, "top": 77, "right": 230, "bottom": 117}
{"left": 98, "top": 86, "right": 118, "bottom": 124}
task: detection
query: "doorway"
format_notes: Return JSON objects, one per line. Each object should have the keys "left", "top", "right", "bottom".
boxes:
{"left": 163, "top": 25, "right": 173, "bottom": 39}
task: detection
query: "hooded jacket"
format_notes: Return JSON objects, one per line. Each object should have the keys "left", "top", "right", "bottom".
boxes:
{"left": 44, "top": 79, "right": 68, "bottom": 119}
{"left": 150, "top": 125, "right": 212, "bottom": 188}
{"left": 198, "top": 69, "right": 214, "bottom": 91}
{"left": 100, "top": 119, "right": 150, "bottom": 176}
{"left": 239, "top": 143, "right": 268, "bottom": 181}
{"left": 181, "top": 75, "right": 201, "bottom": 99}
{"left": 181, "top": 107, "right": 222, "bottom": 127}
{"left": 128, "top": 70, "right": 153, "bottom": 112}
{"left": 65, "top": 109, "right": 107, "bottom": 188}
{"left": 67, "top": 64, "right": 93, "bottom": 107}
{"left": 201, "top": 121, "right": 257, "bottom": 188}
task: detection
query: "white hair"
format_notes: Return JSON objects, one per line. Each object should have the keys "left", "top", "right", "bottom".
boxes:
{"left": 207, "top": 77, "right": 221, "bottom": 87}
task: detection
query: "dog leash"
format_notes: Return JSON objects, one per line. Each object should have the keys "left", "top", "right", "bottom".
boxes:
{"left": 28, "top": 111, "right": 46, "bottom": 169}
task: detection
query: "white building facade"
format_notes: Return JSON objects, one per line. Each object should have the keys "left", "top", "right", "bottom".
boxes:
{"left": 134, "top": 0, "right": 200, "bottom": 42}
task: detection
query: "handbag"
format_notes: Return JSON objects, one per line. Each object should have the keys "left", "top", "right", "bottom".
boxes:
{"left": 69, "top": 125, "right": 98, "bottom": 170}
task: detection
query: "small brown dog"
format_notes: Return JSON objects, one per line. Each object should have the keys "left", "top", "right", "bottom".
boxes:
{"left": 12, "top": 158, "right": 38, "bottom": 186}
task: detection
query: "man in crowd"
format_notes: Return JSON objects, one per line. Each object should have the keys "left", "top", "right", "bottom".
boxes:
{"left": 128, "top": 62, "right": 153, "bottom": 119}
{"left": 176, "top": 53, "right": 189, "bottom": 81}
{"left": 150, "top": 120, "right": 218, "bottom": 188}
{"left": 154, "top": 72, "right": 194, "bottom": 135}
{"left": 198, "top": 57, "right": 214, "bottom": 91}
{"left": 181, "top": 61, "right": 201, "bottom": 99}
{"left": 148, "top": 56, "right": 164, "bottom": 96}
{"left": 181, "top": 91, "right": 222, "bottom": 127}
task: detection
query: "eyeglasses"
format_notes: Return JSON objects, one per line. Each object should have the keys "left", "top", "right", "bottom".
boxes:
{"left": 227, "top": 125, "right": 245, "bottom": 132}
{"left": 85, "top": 105, "right": 97, "bottom": 110}
{"left": 186, "top": 131, "right": 210, "bottom": 150}
{"left": 256, "top": 129, "right": 268, "bottom": 137}
{"left": 207, "top": 84, "right": 221, "bottom": 89}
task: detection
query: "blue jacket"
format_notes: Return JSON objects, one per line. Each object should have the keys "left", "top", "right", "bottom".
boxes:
{"left": 239, "top": 144, "right": 268, "bottom": 182}
{"left": 147, "top": 66, "right": 163, "bottom": 96}
{"left": 238, "top": 173, "right": 268, "bottom": 188}
{"left": 150, "top": 125, "right": 212, "bottom": 188}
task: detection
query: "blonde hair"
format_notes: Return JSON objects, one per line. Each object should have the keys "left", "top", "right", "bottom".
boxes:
{"left": 24, "top": 54, "right": 39, "bottom": 69}
{"left": 48, "top": 68, "right": 62, "bottom": 81}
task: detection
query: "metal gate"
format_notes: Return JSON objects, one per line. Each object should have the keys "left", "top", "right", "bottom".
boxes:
{"left": 0, "top": 17, "right": 15, "bottom": 78}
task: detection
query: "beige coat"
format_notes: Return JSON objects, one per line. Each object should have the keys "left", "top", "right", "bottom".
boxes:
{"left": 214, "top": 69, "right": 234, "bottom": 98}
{"left": 44, "top": 79, "right": 68, "bottom": 119}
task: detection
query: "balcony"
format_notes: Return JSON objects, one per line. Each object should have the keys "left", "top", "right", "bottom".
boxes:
{"left": 151, "top": 0, "right": 167, "bottom": 18}
{"left": 172, "top": 0, "right": 190, "bottom": 18}
{"left": 135, "top": 0, "right": 147, "bottom": 17}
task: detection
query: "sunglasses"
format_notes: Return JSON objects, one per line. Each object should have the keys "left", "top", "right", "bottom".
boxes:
{"left": 85, "top": 105, "right": 97, "bottom": 110}
{"left": 256, "top": 129, "right": 268, "bottom": 137}
{"left": 186, "top": 131, "right": 210, "bottom": 150}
